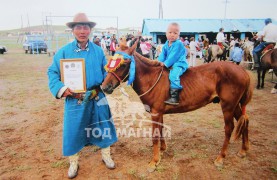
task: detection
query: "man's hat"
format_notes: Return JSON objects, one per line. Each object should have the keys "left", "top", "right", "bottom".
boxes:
{"left": 66, "top": 13, "right": 96, "bottom": 29}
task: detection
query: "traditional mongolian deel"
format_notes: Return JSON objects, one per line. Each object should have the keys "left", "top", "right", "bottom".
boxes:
{"left": 158, "top": 40, "right": 188, "bottom": 89}
{"left": 48, "top": 40, "right": 118, "bottom": 156}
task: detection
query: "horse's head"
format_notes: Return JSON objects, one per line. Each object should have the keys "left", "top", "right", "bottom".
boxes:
{"left": 101, "top": 38, "right": 138, "bottom": 94}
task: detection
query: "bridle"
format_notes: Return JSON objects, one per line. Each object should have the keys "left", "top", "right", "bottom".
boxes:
{"left": 106, "top": 51, "right": 163, "bottom": 97}
{"left": 110, "top": 65, "right": 164, "bottom": 97}
{"left": 110, "top": 71, "right": 129, "bottom": 84}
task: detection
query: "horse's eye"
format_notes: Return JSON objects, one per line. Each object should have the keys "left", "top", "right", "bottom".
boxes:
{"left": 121, "top": 64, "right": 126, "bottom": 68}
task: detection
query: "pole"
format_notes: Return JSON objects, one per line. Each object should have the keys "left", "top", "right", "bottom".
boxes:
{"left": 116, "top": 16, "right": 119, "bottom": 40}
{"left": 224, "top": 0, "right": 227, "bottom": 20}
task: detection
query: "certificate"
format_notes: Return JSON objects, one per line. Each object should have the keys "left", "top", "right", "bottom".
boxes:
{"left": 60, "top": 58, "right": 86, "bottom": 93}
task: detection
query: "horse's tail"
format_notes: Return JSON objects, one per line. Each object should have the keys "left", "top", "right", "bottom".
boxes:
{"left": 234, "top": 70, "right": 254, "bottom": 140}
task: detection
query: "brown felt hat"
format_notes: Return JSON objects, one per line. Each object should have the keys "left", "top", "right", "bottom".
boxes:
{"left": 66, "top": 13, "right": 96, "bottom": 29}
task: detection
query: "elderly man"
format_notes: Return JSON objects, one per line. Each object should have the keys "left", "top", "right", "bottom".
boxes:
{"left": 47, "top": 13, "right": 117, "bottom": 179}
{"left": 253, "top": 18, "right": 277, "bottom": 68}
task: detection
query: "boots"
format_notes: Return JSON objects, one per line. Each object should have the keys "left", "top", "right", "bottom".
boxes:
{"left": 253, "top": 52, "right": 260, "bottom": 68}
{"left": 68, "top": 154, "right": 79, "bottom": 179}
{"left": 164, "top": 89, "right": 180, "bottom": 105}
{"left": 101, "top": 146, "right": 115, "bottom": 169}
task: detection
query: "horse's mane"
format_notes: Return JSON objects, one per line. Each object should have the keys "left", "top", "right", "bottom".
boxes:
{"left": 118, "top": 39, "right": 161, "bottom": 67}
{"left": 134, "top": 52, "right": 161, "bottom": 67}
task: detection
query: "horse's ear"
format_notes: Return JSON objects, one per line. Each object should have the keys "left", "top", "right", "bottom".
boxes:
{"left": 119, "top": 37, "right": 129, "bottom": 51}
{"left": 128, "top": 39, "right": 139, "bottom": 55}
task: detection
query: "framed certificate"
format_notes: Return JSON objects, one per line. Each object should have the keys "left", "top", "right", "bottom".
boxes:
{"left": 60, "top": 58, "right": 86, "bottom": 93}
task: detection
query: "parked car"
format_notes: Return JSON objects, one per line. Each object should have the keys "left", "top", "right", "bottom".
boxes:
{"left": 23, "top": 35, "right": 48, "bottom": 54}
{"left": 0, "top": 45, "right": 7, "bottom": 54}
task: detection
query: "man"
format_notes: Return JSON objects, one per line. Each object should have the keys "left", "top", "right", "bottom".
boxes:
{"left": 253, "top": 18, "right": 277, "bottom": 68}
{"left": 105, "top": 36, "right": 111, "bottom": 55}
{"left": 216, "top": 28, "right": 229, "bottom": 50}
{"left": 47, "top": 13, "right": 117, "bottom": 179}
{"left": 100, "top": 35, "right": 106, "bottom": 51}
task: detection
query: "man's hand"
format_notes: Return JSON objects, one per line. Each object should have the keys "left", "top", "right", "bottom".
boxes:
{"left": 159, "top": 62, "right": 164, "bottom": 66}
{"left": 62, "top": 88, "right": 74, "bottom": 97}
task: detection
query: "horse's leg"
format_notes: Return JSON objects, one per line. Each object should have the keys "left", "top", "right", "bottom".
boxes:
{"left": 270, "top": 70, "right": 277, "bottom": 93}
{"left": 257, "top": 68, "right": 261, "bottom": 89}
{"left": 261, "top": 69, "right": 266, "bottom": 88}
{"left": 160, "top": 116, "right": 167, "bottom": 153}
{"left": 214, "top": 105, "right": 235, "bottom": 167}
{"left": 234, "top": 105, "right": 249, "bottom": 158}
{"left": 148, "top": 114, "right": 163, "bottom": 172}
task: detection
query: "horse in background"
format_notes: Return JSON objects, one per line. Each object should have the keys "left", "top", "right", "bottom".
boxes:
{"left": 257, "top": 44, "right": 277, "bottom": 93}
{"left": 241, "top": 41, "right": 254, "bottom": 70}
{"left": 101, "top": 40, "right": 254, "bottom": 172}
{"left": 205, "top": 45, "right": 227, "bottom": 63}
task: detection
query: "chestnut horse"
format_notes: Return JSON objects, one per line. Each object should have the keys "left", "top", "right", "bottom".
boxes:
{"left": 256, "top": 46, "right": 277, "bottom": 93}
{"left": 101, "top": 42, "right": 253, "bottom": 172}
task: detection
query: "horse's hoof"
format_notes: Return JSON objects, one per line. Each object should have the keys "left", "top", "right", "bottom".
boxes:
{"left": 237, "top": 150, "right": 246, "bottom": 158}
{"left": 214, "top": 157, "right": 224, "bottom": 168}
{"left": 147, "top": 162, "right": 157, "bottom": 173}
{"left": 271, "top": 88, "right": 277, "bottom": 94}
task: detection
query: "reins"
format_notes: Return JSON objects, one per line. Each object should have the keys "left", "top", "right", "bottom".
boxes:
{"left": 110, "top": 71, "right": 129, "bottom": 83}
{"left": 138, "top": 67, "right": 164, "bottom": 97}
{"left": 106, "top": 51, "right": 164, "bottom": 98}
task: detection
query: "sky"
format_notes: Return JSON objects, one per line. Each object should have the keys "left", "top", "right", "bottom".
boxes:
{"left": 0, "top": 0, "right": 277, "bottom": 30}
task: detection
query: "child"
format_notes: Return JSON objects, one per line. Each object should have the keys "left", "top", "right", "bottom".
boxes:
{"left": 230, "top": 43, "right": 243, "bottom": 65}
{"left": 158, "top": 22, "right": 189, "bottom": 105}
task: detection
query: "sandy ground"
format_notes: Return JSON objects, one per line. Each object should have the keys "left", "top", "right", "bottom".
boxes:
{"left": 0, "top": 50, "right": 276, "bottom": 179}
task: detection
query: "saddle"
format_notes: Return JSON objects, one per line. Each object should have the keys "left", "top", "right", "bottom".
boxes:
{"left": 260, "top": 43, "right": 276, "bottom": 59}
{"left": 217, "top": 42, "right": 224, "bottom": 50}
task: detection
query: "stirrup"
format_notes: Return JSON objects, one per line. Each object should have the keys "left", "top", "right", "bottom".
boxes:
{"left": 164, "top": 99, "right": 179, "bottom": 105}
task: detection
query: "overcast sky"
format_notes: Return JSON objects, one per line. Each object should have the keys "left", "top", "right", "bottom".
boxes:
{"left": 0, "top": 0, "right": 277, "bottom": 30}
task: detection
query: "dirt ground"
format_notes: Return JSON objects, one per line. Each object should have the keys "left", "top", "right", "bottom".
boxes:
{"left": 0, "top": 49, "right": 276, "bottom": 180}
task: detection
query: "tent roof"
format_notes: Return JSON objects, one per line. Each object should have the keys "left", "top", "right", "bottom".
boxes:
{"left": 142, "top": 18, "right": 277, "bottom": 35}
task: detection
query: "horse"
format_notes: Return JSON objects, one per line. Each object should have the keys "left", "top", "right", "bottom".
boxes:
{"left": 241, "top": 41, "right": 254, "bottom": 70}
{"left": 205, "top": 45, "right": 227, "bottom": 63}
{"left": 256, "top": 45, "right": 277, "bottom": 93}
{"left": 101, "top": 41, "right": 254, "bottom": 172}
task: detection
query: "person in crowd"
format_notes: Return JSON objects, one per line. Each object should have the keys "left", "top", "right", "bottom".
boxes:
{"left": 140, "top": 38, "right": 151, "bottom": 58}
{"left": 216, "top": 28, "right": 230, "bottom": 50}
{"left": 47, "top": 13, "right": 117, "bottom": 179}
{"left": 100, "top": 36, "right": 106, "bottom": 51}
{"left": 110, "top": 38, "right": 117, "bottom": 56}
{"left": 149, "top": 37, "right": 157, "bottom": 59}
{"left": 93, "top": 37, "right": 101, "bottom": 46}
{"left": 189, "top": 37, "right": 199, "bottom": 67}
{"left": 230, "top": 42, "right": 243, "bottom": 65}
{"left": 105, "top": 36, "right": 111, "bottom": 55}
{"left": 129, "top": 35, "right": 143, "bottom": 55}
{"left": 197, "top": 38, "right": 204, "bottom": 59}
{"left": 126, "top": 34, "right": 134, "bottom": 47}
{"left": 184, "top": 37, "right": 190, "bottom": 46}
{"left": 158, "top": 22, "right": 189, "bottom": 105}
